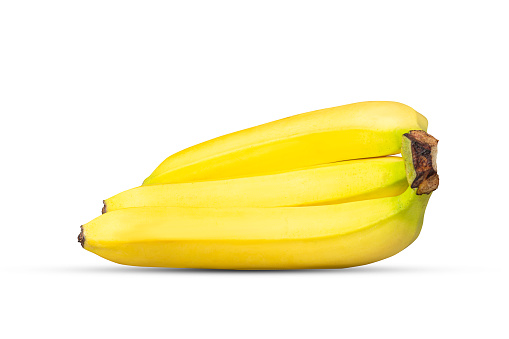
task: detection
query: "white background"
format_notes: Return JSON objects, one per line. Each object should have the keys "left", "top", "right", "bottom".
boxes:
{"left": 1, "top": 1, "right": 507, "bottom": 338}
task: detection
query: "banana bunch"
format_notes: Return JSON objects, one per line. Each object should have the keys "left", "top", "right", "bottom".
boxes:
{"left": 79, "top": 101, "right": 438, "bottom": 269}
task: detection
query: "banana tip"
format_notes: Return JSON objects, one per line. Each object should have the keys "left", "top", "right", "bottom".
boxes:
{"left": 102, "top": 200, "right": 107, "bottom": 214}
{"left": 78, "top": 226, "right": 85, "bottom": 248}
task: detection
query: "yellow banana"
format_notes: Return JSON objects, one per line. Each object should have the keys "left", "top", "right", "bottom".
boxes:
{"left": 143, "top": 101, "right": 428, "bottom": 185}
{"left": 80, "top": 186, "right": 430, "bottom": 269}
{"left": 104, "top": 156, "right": 407, "bottom": 211}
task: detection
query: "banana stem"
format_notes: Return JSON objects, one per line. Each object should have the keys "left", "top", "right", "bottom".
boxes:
{"left": 402, "top": 130, "right": 439, "bottom": 195}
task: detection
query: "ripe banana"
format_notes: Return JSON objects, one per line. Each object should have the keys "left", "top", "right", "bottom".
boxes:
{"left": 143, "top": 101, "right": 428, "bottom": 185}
{"left": 79, "top": 99, "right": 438, "bottom": 270}
{"left": 79, "top": 186, "right": 430, "bottom": 269}
{"left": 104, "top": 156, "right": 407, "bottom": 211}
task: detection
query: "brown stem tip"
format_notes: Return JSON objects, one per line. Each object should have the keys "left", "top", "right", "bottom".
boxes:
{"left": 77, "top": 226, "right": 85, "bottom": 248}
{"left": 403, "top": 130, "right": 439, "bottom": 195}
{"left": 102, "top": 200, "right": 107, "bottom": 214}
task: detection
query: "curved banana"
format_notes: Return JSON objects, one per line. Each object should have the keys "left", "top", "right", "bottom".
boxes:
{"left": 143, "top": 101, "right": 428, "bottom": 185}
{"left": 104, "top": 156, "right": 407, "bottom": 211}
{"left": 80, "top": 186, "right": 430, "bottom": 269}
